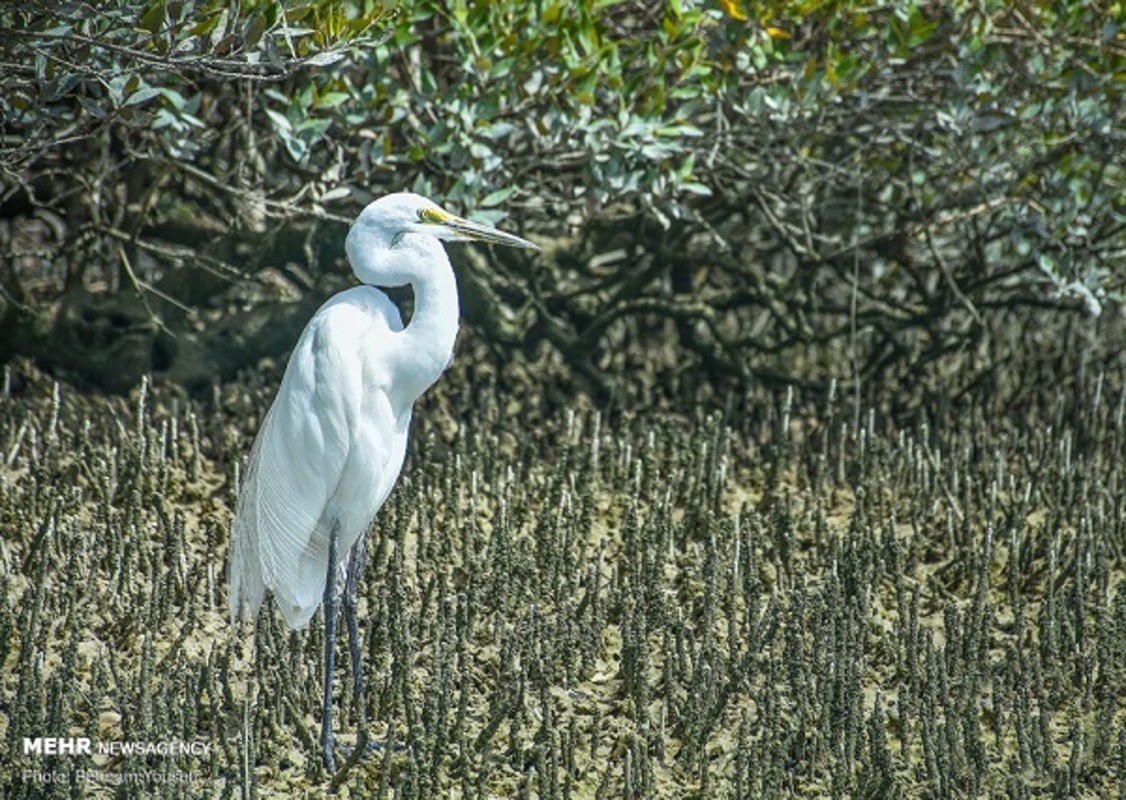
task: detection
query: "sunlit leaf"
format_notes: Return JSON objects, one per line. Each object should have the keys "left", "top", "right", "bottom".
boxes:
{"left": 265, "top": 108, "right": 292, "bottom": 133}
{"left": 481, "top": 186, "right": 516, "bottom": 207}
{"left": 315, "top": 91, "right": 350, "bottom": 109}
{"left": 305, "top": 51, "right": 345, "bottom": 66}
{"left": 718, "top": 0, "right": 748, "bottom": 21}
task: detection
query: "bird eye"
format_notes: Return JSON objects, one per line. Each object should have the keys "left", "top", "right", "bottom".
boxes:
{"left": 418, "top": 208, "right": 440, "bottom": 223}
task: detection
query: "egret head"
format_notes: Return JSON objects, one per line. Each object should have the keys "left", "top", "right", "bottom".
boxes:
{"left": 350, "top": 192, "right": 539, "bottom": 252}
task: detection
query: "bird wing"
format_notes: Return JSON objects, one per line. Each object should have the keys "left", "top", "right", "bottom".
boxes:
{"left": 229, "top": 287, "right": 404, "bottom": 628}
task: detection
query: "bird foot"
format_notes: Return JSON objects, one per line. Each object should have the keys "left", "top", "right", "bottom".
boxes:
{"left": 337, "top": 736, "right": 382, "bottom": 761}
{"left": 325, "top": 728, "right": 374, "bottom": 791}
{"left": 321, "top": 740, "right": 337, "bottom": 774}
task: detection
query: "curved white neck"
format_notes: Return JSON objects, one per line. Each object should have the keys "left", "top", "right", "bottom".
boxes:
{"left": 346, "top": 228, "right": 460, "bottom": 405}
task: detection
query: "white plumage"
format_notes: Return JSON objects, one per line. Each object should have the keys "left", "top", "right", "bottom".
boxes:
{"left": 225, "top": 191, "right": 537, "bottom": 774}
{"left": 229, "top": 287, "right": 409, "bottom": 628}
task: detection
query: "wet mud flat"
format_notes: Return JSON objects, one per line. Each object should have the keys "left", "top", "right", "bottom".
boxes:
{"left": 2, "top": 365, "right": 1123, "bottom": 798}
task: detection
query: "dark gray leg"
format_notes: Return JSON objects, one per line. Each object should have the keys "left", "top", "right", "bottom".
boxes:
{"left": 320, "top": 523, "right": 340, "bottom": 773}
{"left": 328, "top": 538, "right": 370, "bottom": 789}
{"left": 344, "top": 537, "right": 368, "bottom": 730}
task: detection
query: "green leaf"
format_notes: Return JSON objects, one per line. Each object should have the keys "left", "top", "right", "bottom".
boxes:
{"left": 212, "top": 33, "right": 239, "bottom": 56}
{"left": 286, "top": 5, "right": 312, "bottom": 22}
{"left": 189, "top": 12, "right": 222, "bottom": 38}
{"left": 124, "top": 86, "right": 162, "bottom": 106}
{"left": 306, "top": 51, "right": 345, "bottom": 66}
{"left": 480, "top": 186, "right": 516, "bottom": 207}
{"left": 680, "top": 181, "right": 711, "bottom": 196}
{"left": 77, "top": 96, "right": 107, "bottom": 119}
{"left": 284, "top": 136, "right": 308, "bottom": 161}
{"left": 297, "top": 118, "right": 332, "bottom": 137}
{"left": 315, "top": 91, "right": 350, "bottom": 109}
{"left": 265, "top": 109, "right": 292, "bottom": 133}
{"left": 479, "top": 121, "right": 516, "bottom": 140}
{"left": 244, "top": 13, "right": 266, "bottom": 49}
{"left": 140, "top": 1, "right": 165, "bottom": 35}
{"left": 468, "top": 208, "right": 506, "bottom": 225}
{"left": 158, "top": 87, "right": 186, "bottom": 110}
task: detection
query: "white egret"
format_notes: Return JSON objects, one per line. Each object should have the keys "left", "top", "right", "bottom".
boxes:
{"left": 227, "top": 192, "right": 538, "bottom": 776}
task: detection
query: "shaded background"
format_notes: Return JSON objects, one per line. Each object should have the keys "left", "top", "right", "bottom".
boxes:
{"left": 1, "top": 0, "right": 1122, "bottom": 422}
